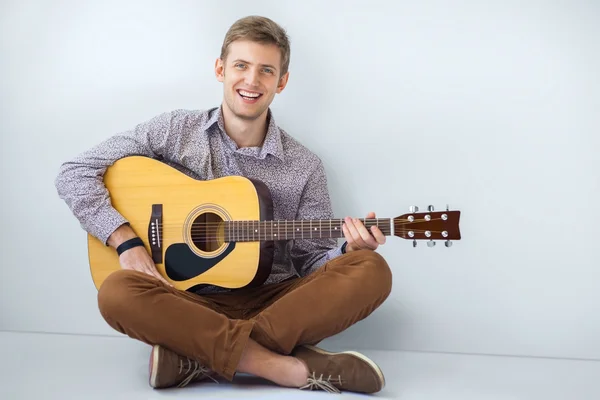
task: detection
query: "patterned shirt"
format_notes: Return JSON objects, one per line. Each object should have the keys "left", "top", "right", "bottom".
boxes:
{"left": 55, "top": 106, "right": 343, "bottom": 292}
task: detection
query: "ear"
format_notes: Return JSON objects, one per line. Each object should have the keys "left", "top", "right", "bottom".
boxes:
{"left": 215, "top": 58, "right": 225, "bottom": 82}
{"left": 276, "top": 71, "right": 290, "bottom": 94}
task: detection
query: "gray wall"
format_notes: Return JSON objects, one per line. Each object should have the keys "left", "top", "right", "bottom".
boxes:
{"left": 1, "top": 0, "right": 599, "bottom": 361}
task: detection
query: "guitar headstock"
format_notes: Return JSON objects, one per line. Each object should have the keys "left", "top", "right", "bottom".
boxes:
{"left": 394, "top": 205, "right": 461, "bottom": 247}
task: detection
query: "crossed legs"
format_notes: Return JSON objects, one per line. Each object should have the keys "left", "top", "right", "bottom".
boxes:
{"left": 97, "top": 249, "right": 392, "bottom": 385}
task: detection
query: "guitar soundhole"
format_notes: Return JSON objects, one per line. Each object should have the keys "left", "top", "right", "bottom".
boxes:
{"left": 190, "top": 212, "right": 225, "bottom": 252}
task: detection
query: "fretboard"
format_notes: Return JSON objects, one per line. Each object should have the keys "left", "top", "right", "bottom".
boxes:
{"left": 223, "top": 218, "right": 392, "bottom": 242}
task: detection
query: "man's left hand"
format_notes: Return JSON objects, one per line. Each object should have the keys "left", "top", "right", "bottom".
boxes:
{"left": 342, "top": 211, "right": 386, "bottom": 252}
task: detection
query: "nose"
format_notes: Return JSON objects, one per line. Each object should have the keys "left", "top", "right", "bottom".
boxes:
{"left": 244, "top": 67, "right": 260, "bottom": 87}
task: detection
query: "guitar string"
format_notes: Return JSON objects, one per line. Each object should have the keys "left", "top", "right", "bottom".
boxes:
{"left": 158, "top": 225, "right": 437, "bottom": 236}
{"left": 146, "top": 226, "right": 438, "bottom": 241}
{"left": 182, "top": 232, "right": 448, "bottom": 244}
{"left": 157, "top": 225, "right": 446, "bottom": 237}
{"left": 153, "top": 226, "right": 445, "bottom": 238}
{"left": 142, "top": 219, "right": 450, "bottom": 242}
{"left": 183, "top": 228, "right": 443, "bottom": 241}
{"left": 152, "top": 218, "right": 444, "bottom": 230}
{"left": 151, "top": 217, "right": 432, "bottom": 225}
{"left": 178, "top": 226, "right": 427, "bottom": 234}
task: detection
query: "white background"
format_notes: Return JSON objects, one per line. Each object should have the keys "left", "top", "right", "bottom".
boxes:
{"left": 1, "top": 0, "right": 599, "bottom": 361}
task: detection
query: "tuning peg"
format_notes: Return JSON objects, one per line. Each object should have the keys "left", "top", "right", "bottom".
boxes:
{"left": 445, "top": 240, "right": 453, "bottom": 247}
{"left": 409, "top": 206, "right": 419, "bottom": 213}
{"left": 428, "top": 205, "right": 435, "bottom": 212}
{"left": 413, "top": 239, "right": 417, "bottom": 247}
{"left": 427, "top": 240, "right": 436, "bottom": 247}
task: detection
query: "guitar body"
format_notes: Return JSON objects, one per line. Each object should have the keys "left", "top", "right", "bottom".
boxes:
{"left": 88, "top": 156, "right": 274, "bottom": 292}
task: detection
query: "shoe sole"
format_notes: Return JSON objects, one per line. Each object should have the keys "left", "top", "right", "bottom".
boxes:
{"left": 302, "top": 344, "right": 386, "bottom": 389}
{"left": 149, "top": 344, "right": 160, "bottom": 388}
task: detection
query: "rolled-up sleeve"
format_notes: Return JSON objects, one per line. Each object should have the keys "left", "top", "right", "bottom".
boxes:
{"left": 54, "top": 111, "right": 176, "bottom": 244}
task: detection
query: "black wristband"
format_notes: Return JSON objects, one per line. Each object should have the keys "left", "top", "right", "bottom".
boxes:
{"left": 116, "top": 237, "right": 145, "bottom": 256}
{"left": 341, "top": 241, "right": 348, "bottom": 254}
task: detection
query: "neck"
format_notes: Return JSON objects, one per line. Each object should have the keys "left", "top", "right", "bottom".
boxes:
{"left": 224, "top": 218, "right": 393, "bottom": 242}
{"left": 221, "top": 103, "right": 268, "bottom": 148}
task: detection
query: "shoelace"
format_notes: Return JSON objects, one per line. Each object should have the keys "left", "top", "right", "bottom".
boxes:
{"left": 299, "top": 372, "right": 344, "bottom": 394}
{"left": 177, "top": 357, "right": 219, "bottom": 388}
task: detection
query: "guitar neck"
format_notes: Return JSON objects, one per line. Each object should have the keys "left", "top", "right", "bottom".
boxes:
{"left": 224, "top": 218, "right": 392, "bottom": 242}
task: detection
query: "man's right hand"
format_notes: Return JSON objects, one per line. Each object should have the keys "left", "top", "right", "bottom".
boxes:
{"left": 119, "top": 245, "right": 172, "bottom": 286}
{"left": 108, "top": 224, "right": 173, "bottom": 286}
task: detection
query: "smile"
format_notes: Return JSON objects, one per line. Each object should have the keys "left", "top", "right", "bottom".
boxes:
{"left": 237, "top": 89, "right": 263, "bottom": 102}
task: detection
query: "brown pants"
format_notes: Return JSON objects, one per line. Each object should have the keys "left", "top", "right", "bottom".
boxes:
{"left": 97, "top": 249, "right": 392, "bottom": 381}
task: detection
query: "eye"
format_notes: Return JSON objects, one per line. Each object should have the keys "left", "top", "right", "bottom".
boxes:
{"left": 235, "top": 63, "right": 246, "bottom": 69}
{"left": 262, "top": 68, "right": 274, "bottom": 74}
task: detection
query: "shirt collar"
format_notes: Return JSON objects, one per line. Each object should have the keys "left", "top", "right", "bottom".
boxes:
{"left": 202, "top": 106, "right": 285, "bottom": 162}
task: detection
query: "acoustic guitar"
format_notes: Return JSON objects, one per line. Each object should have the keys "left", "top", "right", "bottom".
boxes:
{"left": 88, "top": 156, "right": 461, "bottom": 292}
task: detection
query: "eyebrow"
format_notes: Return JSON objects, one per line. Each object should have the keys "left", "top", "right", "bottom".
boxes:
{"left": 232, "top": 59, "right": 278, "bottom": 71}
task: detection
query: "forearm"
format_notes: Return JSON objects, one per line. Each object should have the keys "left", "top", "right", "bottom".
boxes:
{"left": 106, "top": 224, "right": 138, "bottom": 249}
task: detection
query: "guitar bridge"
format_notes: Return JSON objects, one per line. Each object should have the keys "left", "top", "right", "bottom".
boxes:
{"left": 148, "top": 204, "right": 163, "bottom": 263}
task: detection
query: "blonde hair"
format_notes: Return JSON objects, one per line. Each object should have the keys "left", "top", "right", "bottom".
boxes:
{"left": 220, "top": 16, "right": 291, "bottom": 76}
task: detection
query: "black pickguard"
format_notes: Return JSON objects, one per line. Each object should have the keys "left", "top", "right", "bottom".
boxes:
{"left": 164, "top": 242, "right": 236, "bottom": 282}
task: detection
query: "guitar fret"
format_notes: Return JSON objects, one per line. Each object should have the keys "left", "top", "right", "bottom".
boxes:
{"left": 225, "top": 217, "right": 394, "bottom": 243}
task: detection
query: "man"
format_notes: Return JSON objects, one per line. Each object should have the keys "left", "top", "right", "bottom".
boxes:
{"left": 55, "top": 15, "right": 392, "bottom": 394}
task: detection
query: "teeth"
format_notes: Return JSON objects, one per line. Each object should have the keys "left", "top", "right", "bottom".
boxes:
{"left": 239, "top": 90, "right": 261, "bottom": 98}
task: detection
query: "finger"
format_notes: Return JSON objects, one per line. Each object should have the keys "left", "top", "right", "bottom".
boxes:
{"left": 141, "top": 266, "right": 157, "bottom": 279}
{"left": 365, "top": 211, "right": 376, "bottom": 229}
{"left": 342, "top": 223, "right": 356, "bottom": 249}
{"left": 342, "top": 222, "right": 360, "bottom": 250}
{"left": 364, "top": 211, "right": 383, "bottom": 245}
{"left": 140, "top": 264, "right": 160, "bottom": 280}
{"left": 343, "top": 217, "right": 363, "bottom": 246}
{"left": 149, "top": 267, "right": 172, "bottom": 287}
{"left": 353, "top": 218, "right": 379, "bottom": 249}
{"left": 345, "top": 217, "right": 371, "bottom": 249}
{"left": 370, "top": 226, "right": 387, "bottom": 245}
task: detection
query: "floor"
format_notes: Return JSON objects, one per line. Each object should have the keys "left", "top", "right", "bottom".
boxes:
{"left": 1, "top": 331, "right": 599, "bottom": 400}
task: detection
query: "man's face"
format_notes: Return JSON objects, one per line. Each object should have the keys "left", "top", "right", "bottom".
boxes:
{"left": 215, "top": 40, "right": 289, "bottom": 121}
